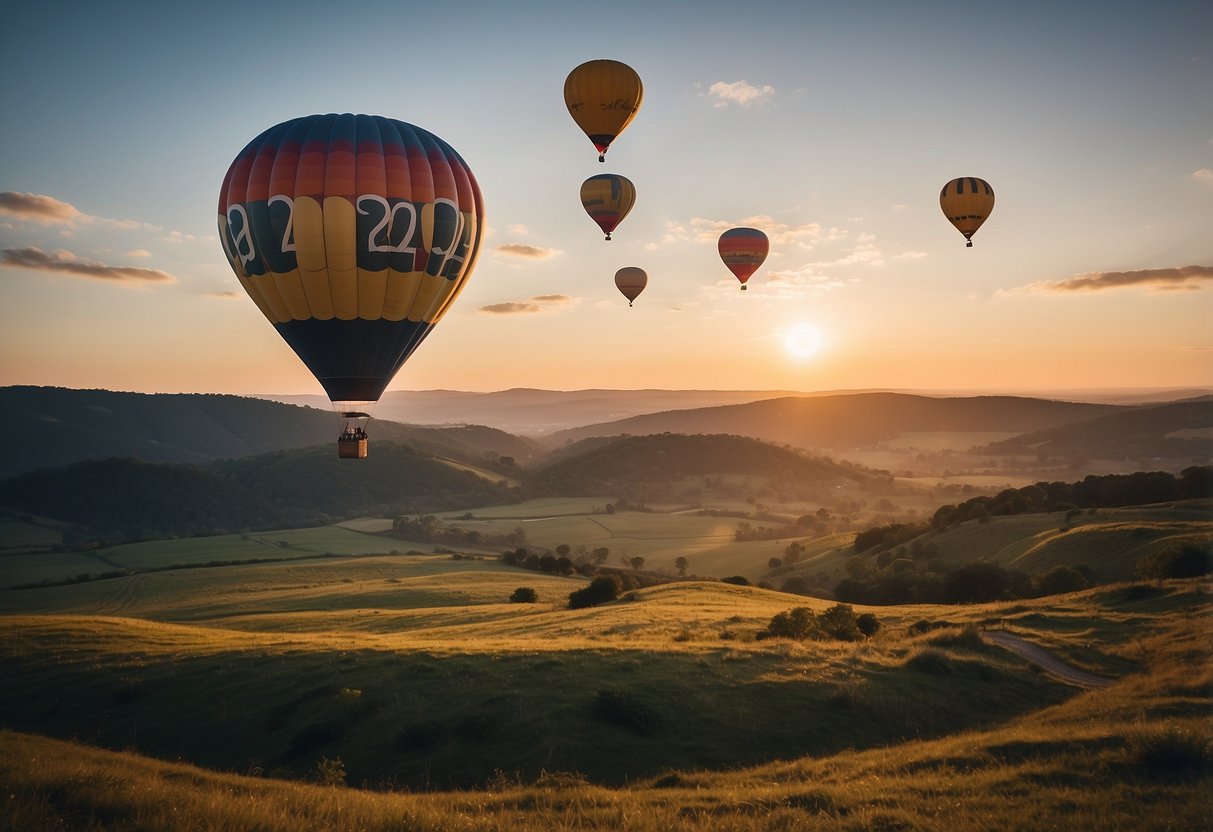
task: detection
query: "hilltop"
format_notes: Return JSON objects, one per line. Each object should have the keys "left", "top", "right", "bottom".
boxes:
{"left": 543, "top": 392, "right": 1123, "bottom": 450}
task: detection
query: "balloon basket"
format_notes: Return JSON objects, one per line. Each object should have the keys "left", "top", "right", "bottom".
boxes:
{"left": 338, "top": 437, "right": 368, "bottom": 459}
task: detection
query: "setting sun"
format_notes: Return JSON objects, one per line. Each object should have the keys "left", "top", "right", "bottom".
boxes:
{"left": 782, "top": 323, "right": 825, "bottom": 359}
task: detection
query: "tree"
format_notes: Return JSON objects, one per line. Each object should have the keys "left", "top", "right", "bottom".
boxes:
{"left": 768, "top": 557, "right": 782, "bottom": 569}
{"left": 674, "top": 556, "right": 689, "bottom": 576}
{"left": 944, "top": 560, "right": 1010, "bottom": 603}
{"left": 555, "top": 543, "right": 571, "bottom": 559}
{"left": 856, "top": 613, "right": 881, "bottom": 638}
{"left": 569, "top": 575, "right": 621, "bottom": 609}
{"left": 818, "top": 603, "right": 860, "bottom": 640}
{"left": 593, "top": 547, "right": 610, "bottom": 564}
{"left": 765, "top": 607, "right": 818, "bottom": 640}
{"left": 509, "top": 587, "right": 538, "bottom": 603}
{"left": 629, "top": 556, "right": 646, "bottom": 572}
{"left": 1031, "top": 565, "right": 1089, "bottom": 596}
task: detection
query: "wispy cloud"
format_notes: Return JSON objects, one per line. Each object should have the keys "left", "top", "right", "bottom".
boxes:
{"left": 2, "top": 247, "right": 177, "bottom": 285}
{"left": 207, "top": 290, "right": 242, "bottom": 299}
{"left": 684, "top": 215, "right": 831, "bottom": 247}
{"left": 0, "top": 192, "right": 83, "bottom": 224}
{"left": 1191, "top": 169, "right": 1213, "bottom": 186}
{"left": 479, "top": 294, "right": 575, "bottom": 315}
{"left": 708, "top": 80, "right": 775, "bottom": 107}
{"left": 125, "top": 248, "right": 152, "bottom": 258}
{"left": 0, "top": 191, "right": 167, "bottom": 234}
{"left": 1004, "top": 265, "right": 1213, "bottom": 295}
{"left": 494, "top": 243, "right": 562, "bottom": 259}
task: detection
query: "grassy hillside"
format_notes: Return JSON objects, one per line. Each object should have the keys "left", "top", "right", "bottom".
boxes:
{"left": 1, "top": 567, "right": 1209, "bottom": 829}
{"left": 0, "top": 443, "right": 515, "bottom": 544}
{"left": 543, "top": 392, "right": 1122, "bottom": 450}
{"left": 978, "top": 398, "right": 1213, "bottom": 464}
{"left": 768, "top": 500, "right": 1213, "bottom": 595}
{"left": 0, "top": 386, "right": 542, "bottom": 479}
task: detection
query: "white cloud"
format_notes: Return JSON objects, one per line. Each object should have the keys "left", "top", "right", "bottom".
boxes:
{"left": 1191, "top": 168, "right": 1213, "bottom": 186}
{"left": 494, "top": 243, "right": 562, "bottom": 259}
{"left": 707, "top": 80, "right": 775, "bottom": 108}
{"left": 1001, "top": 265, "right": 1213, "bottom": 296}
{"left": 2, "top": 246, "right": 177, "bottom": 285}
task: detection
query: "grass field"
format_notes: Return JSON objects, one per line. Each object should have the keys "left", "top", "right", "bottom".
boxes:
{"left": 1, "top": 559, "right": 1209, "bottom": 830}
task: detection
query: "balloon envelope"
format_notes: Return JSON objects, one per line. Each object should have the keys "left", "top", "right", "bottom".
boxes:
{"left": 564, "top": 59, "right": 643, "bottom": 161}
{"left": 614, "top": 266, "right": 647, "bottom": 306}
{"left": 939, "top": 177, "right": 994, "bottom": 246}
{"left": 218, "top": 113, "right": 484, "bottom": 407}
{"left": 580, "top": 174, "right": 636, "bottom": 240}
{"left": 718, "top": 227, "right": 769, "bottom": 289}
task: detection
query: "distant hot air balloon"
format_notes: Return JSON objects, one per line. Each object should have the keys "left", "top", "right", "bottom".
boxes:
{"left": 939, "top": 177, "right": 994, "bottom": 247}
{"left": 614, "top": 267, "right": 648, "bottom": 306}
{"left": 564, "top": 59, "right": 644, "bottom": 162}
{"left": 580, "top": 174, "right": 635, "bottom": 240}
{"left": 218, "top": 113, "right": 484, "bottom": 458}
{"left": 717, "top": 227, "right": 769, "bottom": 290}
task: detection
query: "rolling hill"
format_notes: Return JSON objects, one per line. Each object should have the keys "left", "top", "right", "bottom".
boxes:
{"left": 0, "top": 386, "right": 542, "bottom": 479}
{"left": 543, "top": 392, "right": 1124, "bottom": 450}
{"left": 0, "top": 443, "right": 515, "bottom": 541}
{"left": 976, "top": 397, "right": 1213, "bottom": 463}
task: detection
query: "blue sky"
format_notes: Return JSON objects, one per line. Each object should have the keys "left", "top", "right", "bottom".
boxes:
{"left": 1, "top": 0, "right": 1210, "bottom": 395}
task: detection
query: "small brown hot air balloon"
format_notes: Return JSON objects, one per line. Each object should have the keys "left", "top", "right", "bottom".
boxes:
{"left": 939, "top": 177, "right": 995, "bottom": 247}
{"left": 614, "top": 267, "right": 647, "bottom": 306}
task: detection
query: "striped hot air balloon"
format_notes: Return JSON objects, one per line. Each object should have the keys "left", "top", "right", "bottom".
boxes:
{"left": 939, "top": 177, "right": 995, "bottom": 247}
{"left": 218, "top": 113, "right": 484, "bottom": 457}
{"left": 580, "top": 173, "right": 636, "bottom": 240}
{"left": 717, "top": 227, "right": 769, "bottom": 290}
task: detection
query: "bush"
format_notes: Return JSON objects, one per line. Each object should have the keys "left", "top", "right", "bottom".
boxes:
{"left": 819, "top": 603, "right": 861, "bottom": 640}
{"left": 764, "top": 607, "right": 819, "bottom": 640}
{"left": 1136, "top": 542, "right": 1213, "bottom": 580}
{"left": 509, "top": 586, "right": 538, "bottom": 603}
{"left": 906, "top": 648, "right": 954, "bottom": 676}
{"left": 720, "top": 575, "right": 751, "bottom": 586}
{"left": 856, "top": 613, "right": 881, "bottom": 638}
{"left": 1128, "top": 726, "right": 1213, "bottom": 779}
{"left": 568, "top": 575, "right": 621, "bottom": 609}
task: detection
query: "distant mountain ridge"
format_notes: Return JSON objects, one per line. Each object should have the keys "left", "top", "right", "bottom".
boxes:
{"left": 543, "top": 392, "right": 1126, "bottom": 450}
{"left": 0, "top": 387, "right": 541, "bottom": 480}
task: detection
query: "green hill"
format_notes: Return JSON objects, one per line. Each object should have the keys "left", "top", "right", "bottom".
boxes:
{"left": 0, "top": 386, "right": 542, "bottom": 480}
{"left": 0, "top": 443, "right": 515, "bottom": 542}
{"left": 531, "top": 433, "right": 877, "bottom": 498}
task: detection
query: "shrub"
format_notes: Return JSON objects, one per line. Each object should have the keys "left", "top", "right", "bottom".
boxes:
{"left": 721, "top": 575, "right": 751, "bottom": 586}
{"left": 313, "top": 756, "right": 347, "bottom": 786}
{"left": 1128, "top": 726, "right": 1213, "bottom": 779}
{"left": 568, "top": 575, "right": 621, "bottom": 609}
{"left": 510, "top": 586, "right": 538, "bottom": 603}
{"left": 819, "top": 603, "right": 861, "bottom": 640}
{"left": 764, "top": 607, "right": 819, "bottom": 640}
{"left": 906, "top": 648, "right": 954, "bottom": 676}
{"left": 1136, "top": 542, "right": 1213, "bottom": 580}
{"left": 856, "top": 613, "right": 881, "bottom": 638}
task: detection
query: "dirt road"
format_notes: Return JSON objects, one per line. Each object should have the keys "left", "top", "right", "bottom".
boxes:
{"left": 982, "top": 629, "right": 1114, "bottom": 689}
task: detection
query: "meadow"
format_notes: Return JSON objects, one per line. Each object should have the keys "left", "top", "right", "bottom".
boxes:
{"left": 1, "top": 556, "right": 1209, "bottom": 830}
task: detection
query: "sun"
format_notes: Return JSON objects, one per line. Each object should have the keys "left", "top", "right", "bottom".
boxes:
{"left": 782, "top": 322, "right": 825, "bottom": 359}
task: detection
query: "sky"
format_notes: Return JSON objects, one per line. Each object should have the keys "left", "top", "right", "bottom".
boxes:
{"left": 1, "top": 0, "right": 1211, "bottom": 398}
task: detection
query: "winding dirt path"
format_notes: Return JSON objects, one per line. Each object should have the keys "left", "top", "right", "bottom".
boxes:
{"left": 982, "top": 629, "right": 1114, "bottom": 689}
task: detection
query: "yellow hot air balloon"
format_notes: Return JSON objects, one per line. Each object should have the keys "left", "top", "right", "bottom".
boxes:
{"left": 614, "top": 266, "right": 647, "bottom": 306}
{"left": 940, "top": 177, "right": 994, "bottom": 247}
{"left": 580, "top": 173, "right": 636, "bottom": 240}
{"left": 564, "top": 59, "right": 643, "bottom": 162}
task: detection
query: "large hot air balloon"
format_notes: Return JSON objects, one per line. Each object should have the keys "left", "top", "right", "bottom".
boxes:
{"left": 939, "top": 177, "right": 994, "bottom": 247}
{"left": 614, "top": 267, "right": 647, "bottom": 306}
{"left": 580, "top": 174, "right": 635, "bottom": 240}
{"left": 564, "top": 59, "right": 643, "bottom": 162}
{"left": 717, "top": 227, "right": 769, "bottom": 290}
{"left": 218, "top": 113, "right": 484, "bottom": 458}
